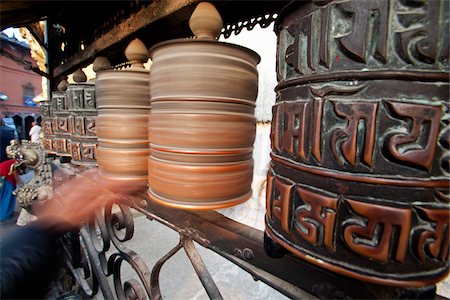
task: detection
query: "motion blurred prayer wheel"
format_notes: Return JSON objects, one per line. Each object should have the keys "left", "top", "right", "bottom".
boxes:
{"left": 95, "top": 41, "right": 150, "bottom": 187}
{"left": 265, "top": 0, "right": 449, "bottom": 288}
{"left": 148, "top": 2, "right": 260, "bottom": 209}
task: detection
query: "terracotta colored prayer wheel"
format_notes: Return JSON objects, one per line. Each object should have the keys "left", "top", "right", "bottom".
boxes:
{"left": 148, "top": 38, "right": 260, "bottom": 210}
{"left": 96, "top": 110, "right": 149, "bottom": 181}
{"left": 265, "top": 0, "right": 449, "bottom": 288}
{"left": 95, "top": 50, "right": 150, "bottom": 186}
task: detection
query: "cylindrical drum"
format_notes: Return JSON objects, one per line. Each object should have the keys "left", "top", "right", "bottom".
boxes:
{"left": 51, "top": 91, "right": 72, "bottom": 157}
{"left": 66, "top": 83, "right": 97, "bottom": 166}
{"left": 265, "top": 0, "right": 449, "bottom": 287}
{"left": 40, "top": 100, "right": 55, "bottom": 154}
{"left": 96, "top": 69, "right": 150, "bottom": 186}
{"left": 148, "top": 39, "right": 260, "bottom": 210}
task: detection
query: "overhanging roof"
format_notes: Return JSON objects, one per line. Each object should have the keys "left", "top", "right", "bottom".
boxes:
{"left": 0, "top": 1, "right": 48, "bottom": 30}
{"left": 1, "top": 1, "right": 290, "bottom": 84}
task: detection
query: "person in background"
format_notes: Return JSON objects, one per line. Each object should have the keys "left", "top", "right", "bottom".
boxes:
{"left": 29, "top": 121, "right": 42, "bottom": 143}
{"left": 0, "top": 159, "right": 20, "bottom": 221}
{"left": 0, "top": 169, "right": 141, "bottom": 298}
{"left": 0, "top": 120, "right": 16, "bottom": 162}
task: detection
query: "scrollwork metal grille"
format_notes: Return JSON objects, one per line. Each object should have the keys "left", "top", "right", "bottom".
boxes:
{"left": 65, "top": 200, "right": 232, "bottom": 300}
{"left": 61, "top": 194, "right": 437, "bottom": 300}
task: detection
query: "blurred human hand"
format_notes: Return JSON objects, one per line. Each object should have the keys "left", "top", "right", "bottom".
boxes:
{"left": 34, "top": 168, "right": 143, "bottom": 232}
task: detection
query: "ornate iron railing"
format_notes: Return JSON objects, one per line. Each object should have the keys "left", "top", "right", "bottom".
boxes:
{"left": 58, "top": 191, "right": 438, "bottom": 300}
{"left": 63, "top": 196, "right": 314, "bottom": 299}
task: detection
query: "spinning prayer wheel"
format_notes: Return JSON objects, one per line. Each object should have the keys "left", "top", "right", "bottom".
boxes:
{"left": 265, "top": 0, "right": 449, "bottom": 287}
{"left": 95, "top": 40, "right": 150, "bottom": 186}
{"left": 148, "top": 2, "right": 260, "bottom": 209}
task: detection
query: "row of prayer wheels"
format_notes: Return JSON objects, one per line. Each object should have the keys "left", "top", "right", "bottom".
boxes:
{"left": 41, "top": 70, "right": 97, "bottom": 166}
{"left": 44, "top": 2, "right": 260, "bottom": 210}
{"left": 42, "top": 1, "right": 449, "bottom": 289}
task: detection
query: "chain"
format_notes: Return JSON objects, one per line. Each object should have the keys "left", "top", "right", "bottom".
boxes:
{"left": 220, "top": 13, "right": 278, "bottom": 39}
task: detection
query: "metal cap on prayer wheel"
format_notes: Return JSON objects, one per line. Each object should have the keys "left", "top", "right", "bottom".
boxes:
{"left": 147, "top": 2, "right": 260, "bottom": 210}
{"left": 95, "top": 40, "right": 150, "bottom": 187}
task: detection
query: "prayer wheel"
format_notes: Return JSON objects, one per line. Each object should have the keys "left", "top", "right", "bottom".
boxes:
{"left": 50, "top": 81, "right": 71, "bottom": 157}
{"left": 95, "top": 41, "right": 150, "bottom": 186}
{"left": 66, "top": 69, "right": 97, "bottom": 166}
{"left": 40, "top": 97, "right": 54, "bottom": 154}
{"left": 147, "top": 2, "right": 260, "bottom": 209}
{"left": 265, "top": 0, "right": 449, "bottom": 287}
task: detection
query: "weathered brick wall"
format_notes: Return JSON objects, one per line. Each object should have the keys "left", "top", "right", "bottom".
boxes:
{"left": 0, "top": 37, "right": 42, "bottom": 117}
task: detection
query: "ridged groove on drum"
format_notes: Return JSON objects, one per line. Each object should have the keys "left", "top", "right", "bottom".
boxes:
{"left": 151, "top": 100, "right": 255, "bottom": 113}
{"left": 150, "top": 147, "right": 253, "bottom": 163}
{"left": 98, "top": 139, "right": 148, "bottom": 149}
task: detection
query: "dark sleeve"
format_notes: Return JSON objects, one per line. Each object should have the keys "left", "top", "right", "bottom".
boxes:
{"left": 0, "top": 221, "right": 65, "bottom": 299}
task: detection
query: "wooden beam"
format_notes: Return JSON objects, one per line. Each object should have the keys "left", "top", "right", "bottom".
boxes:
{"left": 53, "top": 0, "right": 199, "bottom": 78}
{"left": 0, "top": 1, "right": 48, "bottom": 30}
{"left": 29, "top": 65, "right": 50, "bottom": 79}
{"left": 26, "top": 22, "right": 47, "bottom": 52}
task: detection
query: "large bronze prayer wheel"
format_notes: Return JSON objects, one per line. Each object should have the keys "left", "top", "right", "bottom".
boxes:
{"left": 265, "top": 0, "right": 449, "bottom": 287}
{"left": 96, "top": 68, "right": 150, "bottom": 186}
{"left": 148, "top": 39, "right": 260, "bottom": 209}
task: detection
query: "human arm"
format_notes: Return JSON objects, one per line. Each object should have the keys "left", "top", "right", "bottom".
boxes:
{"left": 0, "top": 169, "right": 142, "bottom": 298}
{"left": 0, "top": 219, "right": 65, "bottom": 298}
